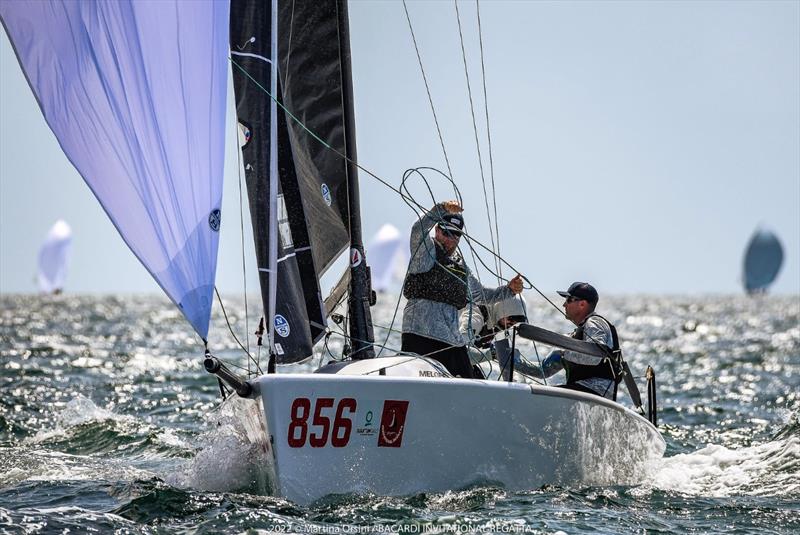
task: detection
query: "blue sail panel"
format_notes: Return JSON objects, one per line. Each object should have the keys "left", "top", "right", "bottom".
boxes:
{"left": 743, "top": 229, "right": 784, "bottom": 294}
{"left": 1, "top": 1, "right": 230, "bottom": 338}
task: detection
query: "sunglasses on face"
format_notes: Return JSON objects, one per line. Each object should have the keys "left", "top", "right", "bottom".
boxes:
{"left": 441, "top": 229, "right": 461, "bottom": 240}
{"left": 564, "top": 296, "right": 583, "bottom": 304}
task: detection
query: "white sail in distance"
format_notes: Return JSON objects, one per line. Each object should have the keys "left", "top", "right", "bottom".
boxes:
{"left": 367, "top": 224, "right": 409, "bottom": 292}
{"left": 37, "top": 219, "right": 72, "bottom": 294}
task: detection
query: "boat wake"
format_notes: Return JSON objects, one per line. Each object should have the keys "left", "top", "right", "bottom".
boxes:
{"left": 649, "top": 414, "right": 800, "bottom": 497}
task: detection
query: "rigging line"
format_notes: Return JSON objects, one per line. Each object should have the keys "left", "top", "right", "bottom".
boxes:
{"left": 233, "top": 55, "right": 489, "bottom": 294}
{"left": 229, "top": 58, "right": 423, "bottom": 213}
{"left": 232, "top": 59, "right": 563, "bottom": 317}
{"left": 460, "top": 231, "right": 566, "bottom": 319}
{"left": 234, "top": 123, "right": 251, "bottom": 371}
{"left": 531, "top": 339, "right": 547, "bottom": 385}
{"left": 213, "top": 286, "right": 263, "bottom": 374}
{"left": 399, "top": 167, "right": 483, "bottom": 284}
{"left": 475, "top": 0, "right": 502, "bottom": 280}
{"left": 401, "top": 0, "right": 455, "bottom": 182}
{"left": 454, "top": 0, "right": 500, "bottom": 283}
{"left": 373, "top": 223, "right": 434, "bottom": 359}
{"left": 399, "top": 166, "right": 558, "bottom": 323}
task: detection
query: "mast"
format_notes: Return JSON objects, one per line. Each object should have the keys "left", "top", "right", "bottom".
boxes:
{"left": 337, "top": 0, "right": 375, "bottom": 359}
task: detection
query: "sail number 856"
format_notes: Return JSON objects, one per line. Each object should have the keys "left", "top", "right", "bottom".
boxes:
{"left": 287, "top": 397, "right": 357, "bottom": 448}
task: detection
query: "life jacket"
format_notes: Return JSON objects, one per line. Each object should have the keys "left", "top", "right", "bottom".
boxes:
{"left": 563, "top": 314, "right": 623, "bottom": 388}
{"left": 403, "top": 243, "right": 468, "bottom": 309}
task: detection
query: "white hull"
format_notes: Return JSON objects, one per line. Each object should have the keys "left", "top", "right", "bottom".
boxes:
{"left": 239, "top": 358, "right": 665, "bottom": 505}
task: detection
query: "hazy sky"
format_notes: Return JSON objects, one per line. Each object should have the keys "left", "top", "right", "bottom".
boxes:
{"left": 1, "top": 0, "right": 798, "bottom": 297}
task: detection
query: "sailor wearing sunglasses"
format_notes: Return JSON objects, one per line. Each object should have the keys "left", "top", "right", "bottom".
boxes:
{"left": 531, "top": 282, "right": 623, "bottom": 399}
{"left": 401, "top": 201, "right": 524, "bottom": 379}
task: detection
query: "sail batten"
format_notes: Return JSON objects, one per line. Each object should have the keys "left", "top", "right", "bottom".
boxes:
{"left": 1, "top": 0, "right": 230, "bottom": 338}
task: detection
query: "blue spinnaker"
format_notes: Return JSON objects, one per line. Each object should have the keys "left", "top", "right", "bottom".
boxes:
{"left": 743, "top": 229, "right": 784, "bottom": 294}
{"left": 1, "top": 1, "right": 230, "bottom": 338}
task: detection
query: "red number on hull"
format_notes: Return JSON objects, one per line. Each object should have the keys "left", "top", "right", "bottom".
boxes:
{"left": 287, "top": 397, "right": 311, "bottom": 448}
{"left": 288, "top": 397, "right": 357, "bottom": 448}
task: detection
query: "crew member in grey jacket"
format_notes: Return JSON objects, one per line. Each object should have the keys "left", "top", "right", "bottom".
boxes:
{"left": 530, "top": 282, "right": 621, "bottom": 399}
{"left": 401, "top": 201, "right": 523, "bottom": 378}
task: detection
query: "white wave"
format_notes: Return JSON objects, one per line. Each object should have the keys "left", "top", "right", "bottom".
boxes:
{"left": 24, "top": 395, "right": 124, "bottom": 444}
{"left": 649, "top": 435, "right": 800, "bottom": 497}
{"left": 153, "top": 428, "right": 192, "bottom": 449}
{"left": 166, "top": 396, "right": 273, "bottom": 494}
{"left": 3, "top": 448, "right": 152, "bottom": 485}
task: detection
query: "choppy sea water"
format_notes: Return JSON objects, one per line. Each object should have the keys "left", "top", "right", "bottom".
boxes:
{"left": 1, "top": 294, "right": 798, "bottom": 534}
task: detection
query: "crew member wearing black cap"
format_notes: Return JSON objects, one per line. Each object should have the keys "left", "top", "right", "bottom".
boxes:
{"left": 401, "top": 201, "right": 524, "bottom": 378}
{"left": 530, "top": 282, "right": 622, "bottom": 399}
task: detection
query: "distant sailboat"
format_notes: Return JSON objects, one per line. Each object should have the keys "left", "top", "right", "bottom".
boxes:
{"left": 743, "top": 228, "right": 784, "bottom": 294}
{"left": 366, "top": 224, "right": 409, "bottom": 292}
{"left": 38, "top": 220, "right": 72, "bottom": 294}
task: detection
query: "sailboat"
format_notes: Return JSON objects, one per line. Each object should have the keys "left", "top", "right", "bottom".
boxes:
{"left": 366, "top": 224, "right": 409, "bottom": 293}
{"left": 37, "top": 219, "right": 72, "bottom": 294}
{"left": 742, "top": 227, "right": 784, "bottom": 294}
{"left": 2, "top": 0, "right": 664, "bottom": 505}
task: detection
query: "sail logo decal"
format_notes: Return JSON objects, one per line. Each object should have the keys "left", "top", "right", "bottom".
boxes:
{"left": 274, "top": 315, "right": 290, "bottom": 337}
{"left": 350, "top": 248, "right": 362, "bottom": 268}
{"left": 321, "top": 183, "right": 332, "bottom": 206}
{"left": 238, "top": 121, "right": 252, "bottom": 148}
{"left": 208, "top": 209, "right": 221, "bottom": 232}
{"left": 356, "top": 410, "right": 376, "bottom": 437}
{"left": 378, "top": 400, "right": 409, "bottom": 448}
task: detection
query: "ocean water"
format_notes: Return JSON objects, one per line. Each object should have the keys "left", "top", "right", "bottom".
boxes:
{"left": 1, "top": 294, "right": 798, "bottom": 534}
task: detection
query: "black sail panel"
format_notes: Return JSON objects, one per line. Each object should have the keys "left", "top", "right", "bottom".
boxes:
{"left": 277, "top": 0, "right": 351, "bottom": 276}
{"left": 231, "top": 0, "right": 316, "bottom": 361}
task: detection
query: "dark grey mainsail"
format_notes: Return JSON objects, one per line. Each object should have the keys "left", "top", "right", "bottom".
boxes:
{"left": 743, "top": 228, "right": 784, "bottom": 294}
{"left": 230, "top": 0, "right": 373, "bottom": 362}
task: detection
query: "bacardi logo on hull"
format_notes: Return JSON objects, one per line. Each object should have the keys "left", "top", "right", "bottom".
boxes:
{"left": 378, "top": 400, "right": 409, "bottom": 448}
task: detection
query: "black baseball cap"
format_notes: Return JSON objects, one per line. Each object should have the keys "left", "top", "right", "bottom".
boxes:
{"left": 557, "top": 282, "right": 598, "bottom": 306}
{"left": 438, "top": 213, "right": 464, "bottom": 235}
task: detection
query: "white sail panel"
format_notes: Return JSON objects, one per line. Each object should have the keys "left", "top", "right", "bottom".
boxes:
{"left": 37, "top": 220, "right": 72, "bottom": 294}
{"left": 1, "top": 1, "right": 230, "bottom": 337}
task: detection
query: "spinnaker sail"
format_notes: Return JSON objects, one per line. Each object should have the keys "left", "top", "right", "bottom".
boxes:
{"left": 0, "top": 1, "right": 230, "bottom": 338}
{"left": 230, "top": 0, "right": 354, "bottom": 362}
{"left": 743, "top": 228, "right": 784, "bottom": 294}
{"left": 37, "top": 219, "right": 72, "bottom": 294}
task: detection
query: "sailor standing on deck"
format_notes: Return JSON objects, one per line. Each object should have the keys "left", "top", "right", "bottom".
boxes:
{"left": 401, "top": 201, "right": 524, "bottom": 378}
{"left": 532, "top": 282, "right": 622, "bottom": 399}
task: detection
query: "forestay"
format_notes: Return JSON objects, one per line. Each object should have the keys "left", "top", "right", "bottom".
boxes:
{"left": 0, "top": 1, "right": 230, "bottom": 338}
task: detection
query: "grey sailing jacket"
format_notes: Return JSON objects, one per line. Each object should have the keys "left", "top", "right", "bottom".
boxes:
{"left": 401, "top": 204, "right": 513, "bottom": 348}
